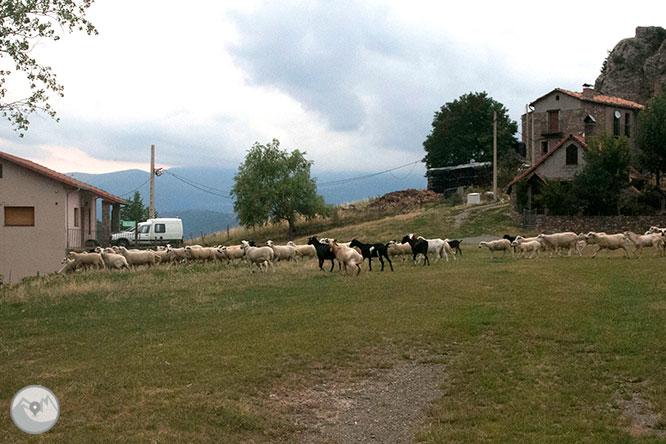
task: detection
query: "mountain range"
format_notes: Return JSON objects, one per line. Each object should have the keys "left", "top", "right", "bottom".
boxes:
{"left": 69, "top": 166, "right": 426, "bottom": 238}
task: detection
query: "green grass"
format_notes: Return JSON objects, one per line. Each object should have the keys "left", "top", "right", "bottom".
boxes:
{"left": 1, "top": 204, "right": 665, "bottom": 443}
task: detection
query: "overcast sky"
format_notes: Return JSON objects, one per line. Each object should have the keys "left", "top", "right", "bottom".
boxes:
{"left": 1, "top": 0, "right": 664, "bottom": 175}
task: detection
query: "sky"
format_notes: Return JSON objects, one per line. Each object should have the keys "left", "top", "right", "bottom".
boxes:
{"left": 0, "top": 0, "right": 664, "bottom": 175}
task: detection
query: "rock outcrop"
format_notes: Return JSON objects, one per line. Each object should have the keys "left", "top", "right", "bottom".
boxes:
{"left": 595, "top": 26, "right": 666, "bottom": 105}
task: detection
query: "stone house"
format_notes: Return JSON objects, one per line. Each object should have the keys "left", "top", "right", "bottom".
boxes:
{"left": 507, "top": 134, "right": 587, "bottom": 210}
{"left": 0, "top": 151, "right": 125, "bottom": 283}
{"left": 521, "top": 86, "right": 644, "bottom": 165}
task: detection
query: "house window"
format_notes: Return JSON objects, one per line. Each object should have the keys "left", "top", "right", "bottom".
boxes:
{"left": 154, "top": 223, "right": 166, "bottom": 233}
{"left": 74, "top": 208, "right": 80, "bottom": 227}
{"left": 548, "top": 110, "right": 559, "bottom": 133}
{"left": 5, "top": 206, "right": 35, "bottom": 226}
{"left": 613, "top": 111, "right": 621, "bottom": 136}
{"left": 625, "top": 113, "right": 631, "bottom": 137}
{"left": 565, "top": 145, "right": 578, "bottom": 165}
{"left": 541, "top": 141, "right": 549, "bottom": 154}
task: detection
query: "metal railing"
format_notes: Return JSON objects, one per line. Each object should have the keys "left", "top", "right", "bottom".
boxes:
{"left": 67, "top": 227, "right": 99, "bottom": 250}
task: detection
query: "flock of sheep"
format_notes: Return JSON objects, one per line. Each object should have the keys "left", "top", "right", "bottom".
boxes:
{"left": 58, "top": 225, "right": 666, "bottom": 276}
{"left": 480, "top": 226, "right": 666, "bottom": 259}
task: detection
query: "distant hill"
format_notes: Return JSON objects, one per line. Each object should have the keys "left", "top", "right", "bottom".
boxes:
{"left": 69, "top": 165, "right": 427, "bottom": 236}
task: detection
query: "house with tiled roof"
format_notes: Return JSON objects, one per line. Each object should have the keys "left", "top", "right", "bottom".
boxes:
{"left": 509, "top": 86, "right": 644, "bottom": 212}
{"left": 506, "top": 134, "right": 588, "bottom": 210}
{"left": 0, "top": 151, "right": 126, "bottom": 283}
{"left": 521, "top": 86, "right": 643, "bottom": 165}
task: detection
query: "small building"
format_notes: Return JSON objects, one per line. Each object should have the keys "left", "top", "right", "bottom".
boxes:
{"left": 0, "top": 151, "right": 125, "bottom": 284}
{"left": 521, "top": 86, "right": 644, "bottom": 164}
{"left": 426, "top": 161, "right": 492, "bottom": 196}
{"left": 507, "top": 134, "right": 587, "bottom": 211}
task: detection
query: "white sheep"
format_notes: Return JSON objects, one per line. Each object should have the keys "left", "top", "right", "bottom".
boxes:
{"left": 286, "top": 241, "right": 316, "bottom": 259}
{"left": 239, "top": 241, "right": 275, "bottom": 272}
{"left": 536, "top": 232, "right": 580, "bottom": 257}
{"left": 266, "top": 240, "right": 297, "bottom": 262}
{"left": 386, "top": 240, "right": 412, "bottom": 261}
{"left": 584, "top": 232, "right": 629, "bottom": 258}
{"left": 623, "top": 231, "right": 665, "bottom": 257}
{"left": 478, "top": 239, "right": 513, "bottom": 258}
{"left": 184, "top": 246, "right": 217, "bottom": 262}
{"left": 416, "top": 235, "right": 455, "bottom": 262}
{"left": 66, "top": 251, "right": 105, "bottom": 270}
{"left": 115, "top": 246, "right": 157, "bottom": 267}
{"left": 95, "top": 247, "right": 131, "bottom": 270}
{"left": 328, "top": 240, "right": 363, "bottom": 275}
{"left": 512, "top": 239, "right": 541, "bottom": 259}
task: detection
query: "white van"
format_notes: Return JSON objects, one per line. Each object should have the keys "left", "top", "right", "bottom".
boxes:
{"left": 111, "top": 218, "right": 184, "bottom": 247}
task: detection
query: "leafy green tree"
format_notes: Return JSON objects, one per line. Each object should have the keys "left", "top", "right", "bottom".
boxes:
{"left": 231, "top": 139, "right": 327, "bottom": 238}
{"left": 637, "top": 90, "right": 666, "bottom": 188}
{"left": 121, "top": 191, "right": 150, "bottom": 222}
{"left": 0, "top": 0, "right": 97, "bottom": 136}
{"left": 423, "top": 92, "right": 518, "bottom": 168}
{"left": 573, "top": 133, "right": 631, "bottom": 215}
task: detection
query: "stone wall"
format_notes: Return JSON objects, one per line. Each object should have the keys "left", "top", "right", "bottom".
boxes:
{"left": 533, "top": 215, "right": 666, "bottom": 234}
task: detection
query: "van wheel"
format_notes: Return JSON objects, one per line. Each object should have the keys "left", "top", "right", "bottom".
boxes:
{"left": 118, "top": 238, "right": 130, "bottom": 248}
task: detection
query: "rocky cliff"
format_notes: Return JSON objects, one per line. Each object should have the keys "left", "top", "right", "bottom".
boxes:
{"left": 595, "top": 26, "right": 666, "bottom": 105}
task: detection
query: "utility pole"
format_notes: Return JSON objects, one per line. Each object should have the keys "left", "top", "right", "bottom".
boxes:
{"left": 493, "top": 111, "right": 497, "bottom": 201}
{"left": 149, "top": 144, "right": 155, "bottom": 219}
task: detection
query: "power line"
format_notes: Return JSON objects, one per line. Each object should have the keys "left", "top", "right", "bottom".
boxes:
{"left": 318, "top": 160, "right": 423, "bottom": 187}
{"left": 118, "top": 177, "right": 151, "bottom": 197}
{"left": 163, "top": 170, "right": 233, "bottom": 199}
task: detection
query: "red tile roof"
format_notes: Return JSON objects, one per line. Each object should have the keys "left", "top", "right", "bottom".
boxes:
{"left": 0, "top": 151, "right": 127, "bottom": 204}
{"left": 531, "top": 88, "right": 644, "bottom": 110}
{"left": 507, "top": 134, "right": 587, "bottom": 189}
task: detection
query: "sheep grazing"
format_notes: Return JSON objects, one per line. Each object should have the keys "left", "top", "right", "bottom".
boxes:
{"left": 165, "top": 245, "right": 188, "bottom": 263}
{"left": 623, "top": 231, "right": 665, "bottom": 257}
{"left": 478, "top": 239, "right": 513, "bottom": 258}
{"left": 266, "top": 240, "right": 297, "bottom": 262}
{"left": 349, "top": 239, "right": 393, "bottom": 272}
{"left": 58, "top": 258, "right": 78, "bottom": 274}
{"left": 115, "top": 246, "right": 158, "bottom": 267}
{"left": 239, "top": 241, "right": 275, "bottom": 272}
{"left": 512, "top": 239, "right": 541, "bottom": 259}
{"left": 307, "top": 236, "right": 337, "bottom": 271}
{"left": 584, "top": 232, "right": 629, "bottom": 258}
{"left": 536, "top": 232, "right": 580, "bottom": 257}
{"left": 328, "top": 239, "right": 363, "bottom": 275}
{"left": 386, "top": 240, "right": 412, "bottom": 261}
{"left": 287, "top": 241, "right": 317, "bottom": 259}
{"left": 219, "top": 245, "right": 245, "bottom": 263}
{"left": 95, "top": 247, "right": 131, "bottom": 270}
{"left": 401, "top": 234, "right": 430, "bottom": 266}
{"left": 66, "top": 251, "right": 105, "bottom": 270}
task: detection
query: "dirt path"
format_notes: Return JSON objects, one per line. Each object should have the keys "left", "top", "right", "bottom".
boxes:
{"left": 271, "top": 356, "right": 447, "bottom": 444}
{"left": 452, "top": 201, "right": 508, "bottom": 229}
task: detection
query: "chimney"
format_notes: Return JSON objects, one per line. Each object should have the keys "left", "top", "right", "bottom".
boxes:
{"left": 582, "top": 83, "right": 595, "bottom": 99}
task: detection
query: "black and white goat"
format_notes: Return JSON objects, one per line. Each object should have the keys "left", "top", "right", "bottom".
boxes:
{"left": 349, "top": 239, "right": 394, "bottom": 272}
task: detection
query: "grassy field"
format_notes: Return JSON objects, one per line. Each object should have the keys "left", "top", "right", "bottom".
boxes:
{"left": 2, "top": 203, "right": 666, "bottom": 443}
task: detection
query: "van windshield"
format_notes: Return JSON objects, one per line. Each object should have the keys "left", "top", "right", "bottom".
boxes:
{"left": 138, "top": 225, "right": 150, "bottom": 234}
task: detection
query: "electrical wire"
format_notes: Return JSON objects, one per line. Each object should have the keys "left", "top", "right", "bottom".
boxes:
{"left": 117, "top": 177, "right": 151, "bottom": 197}
{"left": 163, "top": 170, "right": 233, "bottom": 199}
{"left": 318, "top": 160, "right": 423, "bottom": 187}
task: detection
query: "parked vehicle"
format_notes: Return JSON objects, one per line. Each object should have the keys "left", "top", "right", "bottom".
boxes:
{"left": 111, "top": 218, "right": 184, "bottom": 247}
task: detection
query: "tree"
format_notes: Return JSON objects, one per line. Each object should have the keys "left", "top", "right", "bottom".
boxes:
{"left": 572, "top": 133, "right": 631, "bottom": 215}
{"left": 231, "top": 139, "right": 327, "bottom": 238}
{"left": 121, "top": 191, "right": 150, "bottom": 222}
{"left": 0, "top": 1, "right": 97, "bottom": 136}
{"left": 423, "top": 92, "right": 518, "bottom": 168}
{"left": 637, "top": 90, "right": 666, "bottom": 188}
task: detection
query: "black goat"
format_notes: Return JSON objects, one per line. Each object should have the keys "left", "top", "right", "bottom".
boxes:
{"left": 401, "top": 234, "right": 430, "bottom": 266}
{"left": 503, "top": 234, "right": 517, "bottom": 252}
{"left": 349, "top": 239, "right": 394, "bottom": 272}
{"left": 447, "top": 239, "right": 463, "bottom": 256}
{"left": 307, "top": 236, "right": 336, "bottom": 272}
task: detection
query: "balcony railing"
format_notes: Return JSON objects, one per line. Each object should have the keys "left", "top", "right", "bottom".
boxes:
{"left": 67, "top": 227, "right": 103, "bottom": 250}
